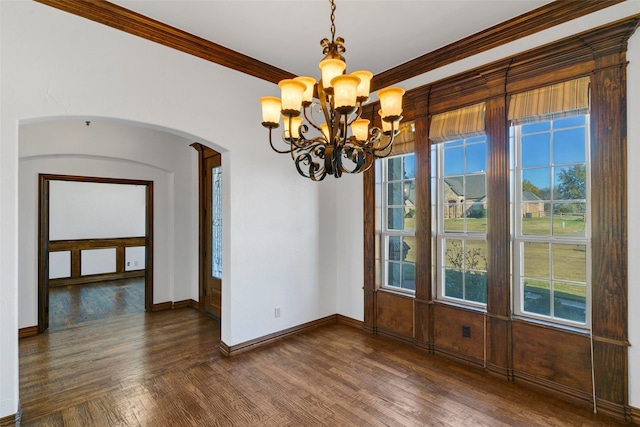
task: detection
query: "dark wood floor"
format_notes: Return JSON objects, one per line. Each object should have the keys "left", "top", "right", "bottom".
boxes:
{"left": 48, "top": 278, "right": 145, "bottom": 330}
{"left": 19, "top": 302, "right": 628, "bottom": 426}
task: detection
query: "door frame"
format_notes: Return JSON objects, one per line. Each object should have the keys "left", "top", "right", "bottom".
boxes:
{"left": 191, "top": 143, "right": 222, "bottom": 316}
{"left": 37, "top": 174, "right": 154, "bottom": 332}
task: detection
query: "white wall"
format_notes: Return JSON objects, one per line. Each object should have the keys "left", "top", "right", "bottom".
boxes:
{"left": 1, "top": 1, "right": 328, "bottom": 419}
{"left": 49, "top": 180, "right": 146, "bottom": 240}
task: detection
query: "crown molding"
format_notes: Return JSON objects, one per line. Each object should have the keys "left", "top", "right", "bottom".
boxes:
{"left": 34, "top": 0, "right": 296, "bottom": 84}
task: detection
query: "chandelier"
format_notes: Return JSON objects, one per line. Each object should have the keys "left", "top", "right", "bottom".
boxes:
{"left": 260, "top": 0, "right": 405, "bottom": 181}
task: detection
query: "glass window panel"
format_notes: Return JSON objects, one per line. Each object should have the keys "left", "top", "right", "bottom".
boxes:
{"left": 466, "top": 203, "right": 487, "bottom": 232}
{"left": 387, "top": 208, "right": 404, "bottom": 230}
{"left": 554, "top": 115, "right": 585, "bottom": 129}
{"left": 444, "top": 269, "right": 463, "bottom": 299}
{"left": 552, "top": 203, "right": 586, "bottom": 236}
{"left": 403, "top": 154, "right": 416, "bottom": 179}
{"left": 522, "top": 121, "right": 550, "bottom": 134}
{"left": 553, "top": 128, "right": 586, "bottom": 164}
{"left": 211, "top": 166, "right": 222, "bottom": 279}
{"left": 403, "top": 236, "right": 416, "bottom": 263}
{"left": 444, "top": 209, "right": 464, "bottom": 231}
{"left": 554, "top": 165, "right": 586, "bottom": 200}
{"left": 388, "top": 262, "right": 401, "bottom": 288}
{"left": 404, "top": 180, "right": 415, "bottom": 205}
{"left": 522, "top": 133, "right": 550, "bottom": 167}
{"left": 554, "top": 282, "right": 587, "bottom": 323}
{"left": 465, "top": 271, "right": 487, "bottom": 303}
{"left": 467, "top": 135, "right": 486, "bottom": 144}
{"left": 444, "top": 139, "right": 464, "bottom": 147}
{"left": 521, "top": 203, "right": 551, "bottom": 235}
{"left": 465, "top": 240, "right": 487, "bottom": 271}
{"left": 388, "top": 157, "right": 402, "bottom": 181}
{"left": 444, "top": 146, "right": 464, "bottom": 176}
{"left": 523, "top": 279, "right": 550, "bottom": 316}
{"left": 444, "top": 239, "right": 464, "bottom": 268}
{"left": 523, "top": 242, "right": 550, "bottom": 278}
{"left": 552, "top": 243, "right": 586, "bottom": 282}
{"left": 388, "top": 182, "right": 403, "bottom": 205}
{"left": 522, "top": 168, "right": 550, "bottom": 199}
{"left": 465, "top": 143, "right": 486, "bottom": 173}
{"left": 388, "top": 236, "right": 402, "bottom": 261}
{"left": 402, "top": 263, "right": 416, "bottom": 291}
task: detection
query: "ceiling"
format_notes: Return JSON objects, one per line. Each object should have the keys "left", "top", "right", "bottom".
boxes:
{"left": 109, "top": 0, "right": 553, "bottom": 81}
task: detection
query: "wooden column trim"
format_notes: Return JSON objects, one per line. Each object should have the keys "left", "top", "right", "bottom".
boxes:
{"left": 363, "top": 163, "right": 376, "bottom": 334}
{"left": 412, "top": 91, "right": 432, "bottom": 346}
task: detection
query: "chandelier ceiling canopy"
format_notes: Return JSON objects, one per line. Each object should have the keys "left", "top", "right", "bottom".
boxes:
{"left": 260, "top": 0, "right": 404, "bottom": 181}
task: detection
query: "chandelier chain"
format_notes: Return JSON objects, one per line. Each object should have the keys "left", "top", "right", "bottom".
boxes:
{"left": 329, "top": 0, "right": 336, "bottom": 43}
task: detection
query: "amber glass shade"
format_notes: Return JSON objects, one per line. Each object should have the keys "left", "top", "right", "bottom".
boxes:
{"left": 293, "top": 76, "right": 316, "bottom": 105}
{"left": 319, "top": 58, "right": 346, "bottom": 90}
{"left": 260, "top": 96, "right": 281, "bottom": 127}
{"left": 278, "top": 79, "right": 307, "bottom": 116}
{"left": 331, "top": 74, "right": 360, "bottom": 115}
{"left": 351, "top": 119, "right": 370, "bottom": 141}
{"left": 283, "top": 116, "right": 302, "bottom": 139}
{"left": 351, "top": 70, "right": 373, "bottom": 102}
{"left": 379, "top": 109, "right": 400, "bottom": 134}
{"left": 378, "top": 87, "right": 405, "bottom": 120}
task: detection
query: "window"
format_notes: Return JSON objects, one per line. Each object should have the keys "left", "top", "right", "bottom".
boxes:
{"left": 377, "top": 153, "right": 416, "bottom": 292}
{"left": 513, "top": 114, "right": 590, "bottom": 326}
{"left": 435, "top": 135, "right": 487, "bottom": 305}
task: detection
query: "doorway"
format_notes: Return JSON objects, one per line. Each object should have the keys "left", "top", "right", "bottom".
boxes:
{"left": 192, "top": 144, "right": 222, "bottom": 319}
{"left": 38, "top": 174, "right": 154, "bottom": 332}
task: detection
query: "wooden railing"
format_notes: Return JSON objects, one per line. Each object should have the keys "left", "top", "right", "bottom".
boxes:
{"left": 48, "top": 237, "right": 146, "bottom": 286}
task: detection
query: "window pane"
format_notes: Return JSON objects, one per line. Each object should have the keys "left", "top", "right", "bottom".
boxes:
{"left": 388, "top": 182, "right": 403, "bottom": 205}
{"left": 388, "top": 236, "right": 402, "bottom": 261}
{"left": 522, "top": 168, "right": 550, "bottom": 199}
{"left": 522, "top": 121, "right": 550, "bottom": 133}
{"left": 444, "top": 205, "right": 464, "bottom": 231}
{"left": 465, "top": 271, "right": 487, "bottom": 303}
{"left": 466, "top": 203, "right": 487, "bottom": 232}
{"left": 552, "top": 203, "right": 586, "bottom": 236}
{"left": 388, "top": 262, "right": 401, "bottom": 288}
{"left": 444, "top": 146, "right": 464, "bottom": 176}
{"left": 552, "top": 243, "right": 586, "bottom": 282}
{"left": 554, "top": 282, "right": 586, "bottom": 323}
{"left": 553, "top": 128, "right": 586, "bottom": 164}
{"left": 387, "top": 208, "right": 404, "bottom": 230}
{"left": 465, "top": 240, "right": 487, "bottom": 271}
{"left": 388, "top": 157, "right": 402, "bottom": 181}
{"left": 522, "top": 133, "right": 550, "bottom": 167}
{"left": 523, "top": 242, "right": 550, "bottom": 278}
{"left": 553, "top": 115, "right": 585, "bottom": 129}
{"left": 445, "top": 269, "right": 463, "bottom": 299}
{"left": 521, "top": 202, "right": 551, "bottom": 235}
{"left": 404, "top": 236, "right": 416, "bottom": 263}
{"left": 466, "top": 142, "right": 486, "bottom": 173}
{"left": 524, "top": 279, "right": 550, "bottom": 316}
{"left": 403, "top": 263, "right": 416, "bottom": 291}
{"left": 403, "top": 154, "right": 416, "bottom": 179}
{"left": 554, "top": 165, "right": 586, "bottom": 200}
{"left": 444, "top": 239, "right": 464, "bottom": 268}
{"left": 211, "top": 166, "right": 222, "bottom": 279}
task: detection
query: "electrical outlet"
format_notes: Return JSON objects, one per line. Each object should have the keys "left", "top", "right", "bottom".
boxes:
{"left": 462, "top": 325, "right": 471, "bottom": 338}
{"left": 127, "top": 261, "right": 131, "bottom": 266}
{"left": 274, "top": 307, "right": 281, "bottom": 318}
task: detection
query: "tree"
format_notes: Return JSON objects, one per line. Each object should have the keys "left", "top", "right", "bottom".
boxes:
{"left": 556, "top": 165, "right": 586, "bottom": 200}
{"left": 523, "top": 179, "right": 545, "bottom": 198}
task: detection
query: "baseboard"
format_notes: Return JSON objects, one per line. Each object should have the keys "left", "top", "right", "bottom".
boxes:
{"left": 151, "top": 302, "right": 173, "bottom": 311}
{"left": 0, "top": 401, "right": 21, "bottom": 427}
{"left": 512, "top": 368, "right": 593, "bottom": 409}
{"left": 336, "top": 314, "right": 363, "bottom": 329}
{"left": 220, "top": 314, "right": 338, "bottom": 357}
{"left": 173, "top": 299, "right": 198, "bottom": 309}
{"left": 592, "top": 398, "right": 635, "bottom": 424}
{"left": 432, "top": 345, "right": 484, "bottom": 369}
{"left": 376, "top": 327, "right": 415, "bottom": 345}
{"left": 630, "top": 404, "right": 640, "bottom": 424}
{"left": 18, "top": 325, "right": 38, "bottom": 339}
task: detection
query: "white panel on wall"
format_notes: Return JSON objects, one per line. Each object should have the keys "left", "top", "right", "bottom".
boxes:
{"left": 49, "top": 251, "right": 71, "bottom": 279}
{"left": 49, "top": 181, "right": 146, "bottom": 241}
{"left": 81, "top": 248, "right": 116, "bottom": 275}
{"left": 125, "top": 246, "right": 145, "bottom": 271}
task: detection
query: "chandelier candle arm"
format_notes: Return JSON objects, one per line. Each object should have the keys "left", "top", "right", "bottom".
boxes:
{"left": 259, "top": 0, "right": 404, "bottom": 181}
